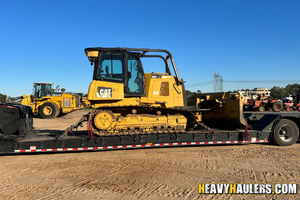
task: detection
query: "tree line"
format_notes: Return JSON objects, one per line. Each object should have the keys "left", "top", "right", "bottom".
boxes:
{"left": 0, "top": 93, "right": 6, "bottom": 103}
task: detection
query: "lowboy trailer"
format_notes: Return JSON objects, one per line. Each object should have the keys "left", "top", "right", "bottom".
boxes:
{"left": 0, "top": 103, "right": 299, "bottom": 154}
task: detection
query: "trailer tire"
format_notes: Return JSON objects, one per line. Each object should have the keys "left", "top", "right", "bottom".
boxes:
{"left": 272, "top": 102, "right": 283, "bottom": 112}
{"left": 39, "top": 102, "right": 60, "bottom": 119}
{"left": 258, "top": 106, "right": 265, "bottom": 112}
{"left": 272, "top": 119, "right": 299, "bottom": 146}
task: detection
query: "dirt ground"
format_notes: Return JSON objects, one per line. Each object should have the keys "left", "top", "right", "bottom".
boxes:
{"left": 0, "top": 109, "right": 300, "bottom": 199}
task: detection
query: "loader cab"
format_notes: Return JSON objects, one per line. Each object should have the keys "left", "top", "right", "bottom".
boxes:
{"left": 32, "top": 83, "right": 53, "bottom": 99}
{"left": 91, "top": 51, "right": 145, "bottom": 97}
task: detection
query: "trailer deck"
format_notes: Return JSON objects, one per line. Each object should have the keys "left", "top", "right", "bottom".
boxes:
{"left": 1, "top": 103, "right": 300, "bottom": 154}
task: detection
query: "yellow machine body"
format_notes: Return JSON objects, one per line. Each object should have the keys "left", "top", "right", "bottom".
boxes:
{"left": 16, "top": 83, "right": 81, "bottom": 119}
{"left": 81, "top": 97, "right": 92, "bottom": 108}
{"left": 88, "top": 73, "right": 185, "bottom": 108}
{"left": 33, "top": 94, "right": 78, "bottom": 113}
{"left": 84, "top": 47, "right": 247, "bottom": 135}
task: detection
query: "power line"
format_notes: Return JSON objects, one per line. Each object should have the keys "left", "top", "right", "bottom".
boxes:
{"left": 225, "top": 80, "right": 300, "bottom": 83}
{"left": 185, "top": 81, "right": 214, "bottom": 88}
{"left": 186, "top": 80, "right": 300, "bottom": 88}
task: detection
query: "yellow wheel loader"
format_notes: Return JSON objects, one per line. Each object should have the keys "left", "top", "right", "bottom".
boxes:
{"left": 67, "top": 47, "right": 247, "bottom": 136}
{"left": 8, "top": 82, "right": 81, "bottom": 119}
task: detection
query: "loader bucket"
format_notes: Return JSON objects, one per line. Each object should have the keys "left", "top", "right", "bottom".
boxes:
{"left": 197, "top": 92, "right": 248, "bottom": 129}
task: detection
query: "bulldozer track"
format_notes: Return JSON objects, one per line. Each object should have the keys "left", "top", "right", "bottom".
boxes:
{"left": 89, "top": 105, "right": 197, "bottom": 136}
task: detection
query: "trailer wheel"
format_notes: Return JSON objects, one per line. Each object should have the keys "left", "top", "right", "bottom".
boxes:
{"left": 258, "top": 106, "right": 265, "bottom": 112}
{"left": 39, "top": 102, "right": 60, "bottom": 119}
{"left": 272, "top": 119, "right": 299, "bottom": 146}
{"left": 272, "top": 102, "right": 283, "bottom": 112}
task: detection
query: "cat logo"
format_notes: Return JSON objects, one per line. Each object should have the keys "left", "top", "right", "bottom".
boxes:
{"left": 97, "top": 87, "right": 112, "bottom": 98}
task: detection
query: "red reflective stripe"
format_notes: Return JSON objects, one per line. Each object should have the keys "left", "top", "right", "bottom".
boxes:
{"left": 16, "top": 139, "right": 266, "bottom": 153}
{"left": 2, "top": 105, "right": 18, "bottom": 109}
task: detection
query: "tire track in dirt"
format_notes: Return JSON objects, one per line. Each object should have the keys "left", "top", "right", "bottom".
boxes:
{"left": 131, "top": 161, "right": 182, "bottom": 198}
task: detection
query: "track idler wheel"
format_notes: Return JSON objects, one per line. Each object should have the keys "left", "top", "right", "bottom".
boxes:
{"left": 91, "top": 110, "right": 115, "bottom": 132}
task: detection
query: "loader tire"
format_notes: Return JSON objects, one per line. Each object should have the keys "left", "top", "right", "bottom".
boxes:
{"left": 39, "top": 102, "right": 60, "bottom": 119}
{"left": 272, "top": 119, "right": 299, "bottom": 146}
{"left": 272, "top": 102, "right": 283, "bottom": 112}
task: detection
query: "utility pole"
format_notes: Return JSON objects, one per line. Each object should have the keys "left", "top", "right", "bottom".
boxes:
{"left": 214, "top": 72, "right": 223, "bottom": 92}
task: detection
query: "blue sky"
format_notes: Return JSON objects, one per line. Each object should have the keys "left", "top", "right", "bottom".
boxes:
{"left": 0, "top": 0, "right": 299, "bottom": 96}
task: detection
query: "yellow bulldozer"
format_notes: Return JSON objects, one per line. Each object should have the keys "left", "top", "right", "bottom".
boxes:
{"left": 7, "top": 82, "right": 81, "bottom": 119}
{"left": 65, "top": 47, "right": 247, "bottom": 136}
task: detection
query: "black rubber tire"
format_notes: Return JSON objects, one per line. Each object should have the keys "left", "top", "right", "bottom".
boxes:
{"left": 243, "top": 105, "right": 250, "bottom": 111}
{"left": 272, "top": 102, "right": 283, "bottom": 112}
{"left": 258, "top": 106, "right": 265, "bottom": 112}
{"left": 81, "top": 102, "right": 87, "bottom": 109}
{"left": 39, "top": 102, "right": 60, "bottom": 119}
{"left": 272, "top": 119, "right": 299, "bottom": 146}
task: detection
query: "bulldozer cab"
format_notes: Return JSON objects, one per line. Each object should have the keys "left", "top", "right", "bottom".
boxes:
{"left": 32, "top": 82, "right": 53, "bottom": 99}
{"left": 85, "top": 48, "right": 183, "bottom": 98}
{"left": 93, "top": 51, "right": 145, "bottom": 96}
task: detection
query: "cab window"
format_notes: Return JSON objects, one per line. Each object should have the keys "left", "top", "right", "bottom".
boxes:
{"left": 98, "top": 52, "right": 124, "bottom": 82}
{"left": 127, "top": 54, "right": 144, "bottom": 94}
